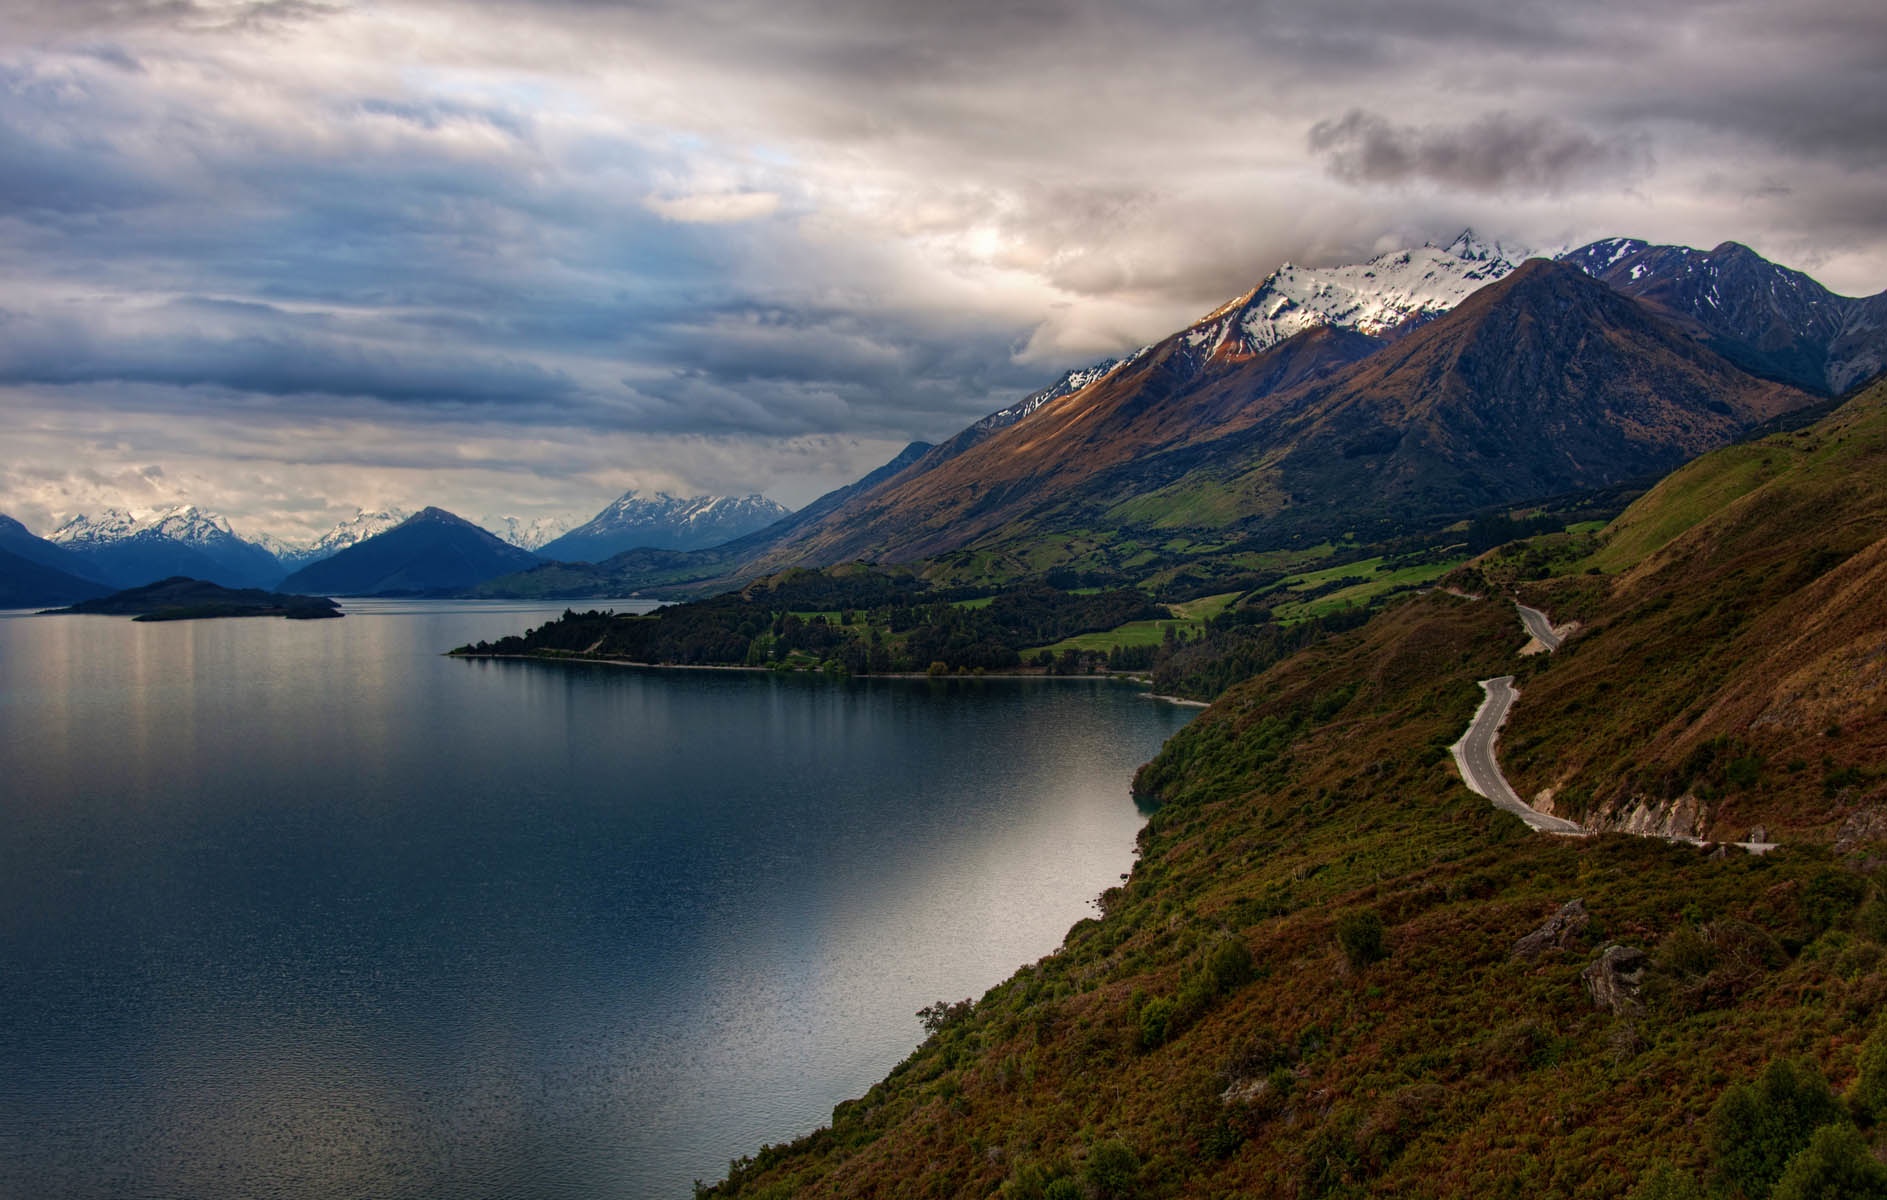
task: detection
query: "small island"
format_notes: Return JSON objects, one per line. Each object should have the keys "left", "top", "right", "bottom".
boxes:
{"left": 44, "top": 576, "right": 343, "bottom": 621}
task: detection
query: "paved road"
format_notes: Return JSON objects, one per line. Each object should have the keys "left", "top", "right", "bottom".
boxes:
{"left": 1515, "top": 603, "right": 1562, "bottom": 651}
{"left": 1451, "top": 675, "right": 1589, "bottom": 836}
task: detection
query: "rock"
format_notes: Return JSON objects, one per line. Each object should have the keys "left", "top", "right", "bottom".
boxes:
{"left": 1221, "top": 1077, "right": 1271, "bottom": 1106}
{"left": 1581, "top": 944, "right": 1648, "bottom": 1015}
{"left": 1512, "top": 899, "right": 1590, "bottom": 961}
{"left": 1836, "top": 808, "right": 1887, "bottom": 854}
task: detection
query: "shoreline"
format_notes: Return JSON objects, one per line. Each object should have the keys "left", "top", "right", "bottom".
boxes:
{"left": 449, "top": 652, "right": 1212, "bottom": 706}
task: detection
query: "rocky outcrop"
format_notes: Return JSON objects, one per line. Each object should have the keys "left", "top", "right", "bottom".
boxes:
{"left": 1586, "top": 792, "right": 1707, "bottom": 840}
{"left": 1836, "top": 808, "right": 1887, "bottom": 853}
{"left": 1582, "top": 945, "right": 1648, "bottom": 1015}
{"left": 1513, "top": 899, "right": 1590, "bottom": 961}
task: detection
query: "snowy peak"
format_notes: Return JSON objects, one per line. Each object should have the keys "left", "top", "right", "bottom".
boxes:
{"left": 309, "top": 508, "right": 411, "bottom": 557}
{"left": 51, "top": 504, "right": 242, "bottom": 548}
{"left": 49, "top": 508, "right": 140, "bottom": 545}
{"left": 958, "top": 235, "right": 1533, "bottom": 453}
{"left": 1440, "top": 228, "right": 1525, "bottom": 265}
{"left": 1204, "top": 235, "right": 1533, "bottom": 356}
{"left": 143, "top": 505, "right": 237, "bottom": 546}
{"left": 480, "top": 514, "right": 573, "bottom": 552}
{"left": 539, "top": 490, "right": 793, "bottom": 561}
{"left": 1557, "top": 236, "right": 1887, "bottom": 393}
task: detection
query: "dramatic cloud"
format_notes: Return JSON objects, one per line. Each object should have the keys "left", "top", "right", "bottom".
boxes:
{"left": 1308, "top": 110, "right": 1651, "bottom": 195}
{"left": 0, "top": 0, "right": 1883, "bottom": 538}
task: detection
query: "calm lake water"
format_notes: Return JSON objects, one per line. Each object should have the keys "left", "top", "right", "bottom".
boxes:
{"left": 0, "top": 599, "right": 1193, "bottom": 1199}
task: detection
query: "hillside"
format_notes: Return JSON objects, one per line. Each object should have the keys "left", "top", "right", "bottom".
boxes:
{"left": 741, "top": 261, "right": 1810, "bottom": 574}
{"left": 0, "top": 545, "right": 111, "bottom": 607}
{"left": 697, "top": 388, "right": 1887, "bottom": 1198}
{"left": 1486, "top": 376, "right": 1887, "bottom": 842}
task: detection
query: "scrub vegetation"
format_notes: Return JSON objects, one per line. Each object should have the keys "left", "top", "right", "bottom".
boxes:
{"left": 694, "top": 381, "right": 1887, "bottom": 1198}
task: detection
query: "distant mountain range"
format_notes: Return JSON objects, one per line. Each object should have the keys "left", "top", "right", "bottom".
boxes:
{"left": 538, "top": 491, "right": 792, "bottom": 562}
{"left": 6, "top": 232, "right": 1883, "bottom": 608}
{"left": 281, "top": 507, "right": 542, "bottom": 595}
{"left": 48, "top": 505, "right": 285, "bottom": 590}
{"left": 1, "top": 486, "right": 791, "bottom": 604}
{"left": 1560, "top": 237, "right": 1887, "bottom": 394}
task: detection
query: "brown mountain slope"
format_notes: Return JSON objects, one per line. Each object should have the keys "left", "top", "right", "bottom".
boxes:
{"left": 703, "top": 534, "right": 1887, "bottom": 1198}
{"left": 745, "top": 321, "right": 1383, "bottom": 570}
{"left": 1494, "top": 377, "right": 1887, "bottom": 840}
{"left": 753, "top": 261, "right": 1814, "bottom": 571}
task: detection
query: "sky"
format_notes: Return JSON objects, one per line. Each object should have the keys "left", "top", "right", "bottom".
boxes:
{"left": 2, "top": 0, "right": 1884, "bottom": 543}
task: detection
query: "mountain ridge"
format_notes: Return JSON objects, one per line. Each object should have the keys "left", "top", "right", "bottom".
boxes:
{"left": 281, "top": 507, "right": 540, "bottom": 595}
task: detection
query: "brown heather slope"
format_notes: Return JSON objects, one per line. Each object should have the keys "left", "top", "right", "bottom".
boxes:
{"left": 745, "top": 262, "right": 1814, "bottom": 574}
{"left": 704, "top": 573, "right": 1887, "bottom": 1198}
{"left": 1495, "top": 376, "right": 1887, "bottom": 841}
{"left": 744, "top": 322, "right": 1382, "bottom": 570}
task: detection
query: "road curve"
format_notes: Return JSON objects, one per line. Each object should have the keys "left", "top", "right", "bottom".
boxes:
{"left": 1451, "top": 676, "right": 1589, "bottom": 836}
{"left": 1515, "top": 603, "right": 1562, "bottom": 651}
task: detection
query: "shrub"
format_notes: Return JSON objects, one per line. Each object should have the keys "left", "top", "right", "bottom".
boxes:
{"left": 1627, "top": 1161, "right": 1705, "bottom": 1200}
{"left": 1083, "top": 1139, "right": 1141, "bottom": 1200}
{"left": 1708, "top": 1060, "right": 1846, "bottom": 1198}
{"left": 1850, "top": 1021, "right": 1887, "bottom": 1124}
{"left": 1139, "top": 996, "right": 1176, "bottom": 1050}
{"left": 1771, "top": 1123, "right": 1887, "bottom": 1200}
{"left": 1336, "top": 911, "right": 1388, "bottom": 971}
{"left": 1202, "top": 935, "right": 1255, "bottom": 992}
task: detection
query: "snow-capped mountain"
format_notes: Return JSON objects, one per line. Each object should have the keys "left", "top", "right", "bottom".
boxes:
{"left": 308, "top": 509, "right": 411, "bottom": 559}
{"left": 50, "top": 504, "right": 245, "bottom": 549}
{"left": 48, "top": 504, "right": 284, "bottom": 589}
{"left": 538, "top": 491, "right": 793, "bottom": 562}
{"left": 1177, "top": 229, "right": 1530, "bottom": 360}
{"left": 1558, "top": 237, "right": 1887, "bottom": 394}
{"left": 251, "top": 509, "right": 412, "bottom": 567}
{"left": 480, "top": 514, "right": 574, "bottom": 552}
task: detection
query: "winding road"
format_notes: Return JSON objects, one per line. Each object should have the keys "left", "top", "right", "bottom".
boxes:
{"left": 1447, "top": 599, "right": 1776, "bottom": 850}
{"left": 1515, "top": 603, "right": 1562, "bottom": 651}
{"left": 1451, "top": 674, "right": 1589, "bottom": 836}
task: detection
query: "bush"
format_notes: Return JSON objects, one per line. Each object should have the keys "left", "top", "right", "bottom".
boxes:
{"left": 1771, "top": 1123, "right": 1887, "bottom": 1199}
{"left": 1203, "top": 935, "right": 1255, "bottom": 992}
{"left": 1851, "top": 1021, "right": 1887, "bottom": 1124}
{"left": 1336, "top": 911, "right": 1388, "bottom": 971}
{"left": 1708, "top": 1060, "right": 1847, "bottom": 1199}
{"left": 1083, "top": 1139, "right": 1141, "bottom": 1200}
{"left": 1627, "top": 1161, "right": 1705, "bottom": 1200}
{"left": 1139, "top": 996, "right": 1176, "bottom": 1049}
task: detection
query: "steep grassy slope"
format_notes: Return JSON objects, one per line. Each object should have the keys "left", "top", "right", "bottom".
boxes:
{"left": 1496, "top": 379, "right": 1887, "bottom": 840}
{"left": 699, "top": 388, "right": 1887, "bottom": 1198}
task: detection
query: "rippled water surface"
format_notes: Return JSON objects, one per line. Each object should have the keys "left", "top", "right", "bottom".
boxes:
{"left": 0, "top": 600, "right": 1193, "bottom": 1198}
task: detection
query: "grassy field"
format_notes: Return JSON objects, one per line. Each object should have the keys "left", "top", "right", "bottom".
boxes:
{"left": 1025, "top": 591, "right": 1240, "bottom": 655}
{"left": 1266, "top": 558, "right": 1464, "bottom": 621}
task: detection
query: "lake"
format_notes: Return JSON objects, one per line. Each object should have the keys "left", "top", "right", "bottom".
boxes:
{"left": 0, "top": 599, "right": 1194, "bottom": 1198}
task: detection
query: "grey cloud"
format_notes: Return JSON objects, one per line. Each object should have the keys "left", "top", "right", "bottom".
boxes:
{"left": 6, "top": 0, "right": 341, "bottom": 37}
{"left": 1308, "top": 109, "right": 1651, "bottom": 195}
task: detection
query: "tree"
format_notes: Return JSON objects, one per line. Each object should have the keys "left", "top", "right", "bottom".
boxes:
{"left": 1771, "top": 1124, "right": 1887, "bottom": 1200}
{"left": 1627, "top": 1162, "right": 1705, "bottom": 1200}
{"left": 1851, "top": 1021, "right": 1887, "bottom": 1125}
{"left": 1336, "top": 911, "right": 1387, "bottom": 971}
{"left": 1709, "top": 1060, "right": 1846, "bottom": 1199}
